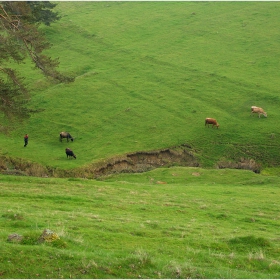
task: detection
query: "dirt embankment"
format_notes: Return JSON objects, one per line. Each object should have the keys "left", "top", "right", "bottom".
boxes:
{"left": 0, "top": 144, "right": 199, "bottom": 178}
{"left": 92, "top": 144, "right": 199, "bottom": 177}
{"left": 0, "top": 143, "right": 261, "bottom": 178}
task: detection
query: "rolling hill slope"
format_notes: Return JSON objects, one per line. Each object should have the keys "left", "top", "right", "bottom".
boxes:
{"left": 1, "top": 2, "right": 280, "bottom": 174}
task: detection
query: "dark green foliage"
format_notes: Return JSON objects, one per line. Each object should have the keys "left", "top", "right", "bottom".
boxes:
{"left": 0, "top": 76, "right": 30, "bottom": 121}
{"left": 0, "top": 1, "right": 73, "bottom": 122}
{"left": 26, "top": 1, "right": 61, "bottom": 26}
{"left": 1, "top": 1, "right": 60, "bottom": 27}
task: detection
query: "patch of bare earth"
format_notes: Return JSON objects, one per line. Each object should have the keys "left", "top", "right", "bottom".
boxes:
{"left": 89, "top": 144, "right": 199, "bottom": 178}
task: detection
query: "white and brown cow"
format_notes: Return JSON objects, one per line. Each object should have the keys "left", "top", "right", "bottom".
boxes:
{"left": 251, "top": 106, "right": 267, "bottom": 118}
{"left": 60, "top": 132, "right": 74, "bottom": 142}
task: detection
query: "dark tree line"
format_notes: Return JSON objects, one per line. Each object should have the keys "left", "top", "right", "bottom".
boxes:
{"left": 0, "top": 1, "right": 74, "bottom": 121}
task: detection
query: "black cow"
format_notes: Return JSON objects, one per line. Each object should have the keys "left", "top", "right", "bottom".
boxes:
{"left": 60, "top": 132, "right": 74, "bottom": 142}
{"left": 65, "top": 148, "right": 76, "bottom": 159}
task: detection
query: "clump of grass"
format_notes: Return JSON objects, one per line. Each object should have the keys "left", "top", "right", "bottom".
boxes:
{"left": 248, "top": 250, "right": 265, "bottom": 261}
{"left": 126, "top": 249, "right": 152, "bottom": 269}
{"left": 228, "top": 235, "right": 271, "bottom": 250}
{"left": 163, "top": 261, "right": 204, "bottom": 279}
{"left": 2, "top": 212, "right": 24, "bottom": 220}
{"left": 47, "top": 238, "right": 67, "bottom": 249}
{"left": 20, "top": 232, "right": 40, "bottom": 245}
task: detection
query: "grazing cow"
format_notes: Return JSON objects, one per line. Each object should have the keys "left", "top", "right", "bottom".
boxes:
{"left": 205, "top": 118, "right": 219, "bottom": 129}
{"left": 65, "top": 148, "right": 76, "bottom": 159}
{"left": 60, "top": 132, "right": 74, "bottom": 142}
{"left": 251, "top": 106, "right": 267, "bottom": 118}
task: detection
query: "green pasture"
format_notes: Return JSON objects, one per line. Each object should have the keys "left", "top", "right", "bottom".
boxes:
{"left": 1, "top": 1, "right": 280, "bottom": 170}
{"left": 1, "top": 3, "right": 280, "bottom": 279}
{"left": 1, "top": 167, "right": 280, "bottom": 278}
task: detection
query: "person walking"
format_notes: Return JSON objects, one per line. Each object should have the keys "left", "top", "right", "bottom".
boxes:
{"left": 24, "top": 134, "right": 28, "bottom": 147}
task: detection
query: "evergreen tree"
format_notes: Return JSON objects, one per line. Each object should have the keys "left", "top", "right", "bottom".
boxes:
{"left": 26, "top": 1, "right": 61, "bottom": 26}
{"left": 0, "top": 1, "right": 74, "bottom": 121}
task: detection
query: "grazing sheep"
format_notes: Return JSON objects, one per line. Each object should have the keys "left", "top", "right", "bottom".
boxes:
{"left": 251, "top": 106, "right": 267, "bottom": 118}
{"left": 65, "top": 148, "right": 76, "bottom": 159}
{"left": 205, "top": 118, "right": 219, "bottom": 129}
{"left": 60, "top": 132, "right": 74, "bottom": 142}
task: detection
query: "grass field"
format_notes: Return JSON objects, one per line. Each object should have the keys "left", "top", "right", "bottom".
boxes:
{"left": 1, "top": 2, "right": 280, "bottom": 278}
{"left": 1, "top": 168, "right": 280, "bottom": 278}
{"left": 1, "top": 2, "right": 280, "bottom": 172}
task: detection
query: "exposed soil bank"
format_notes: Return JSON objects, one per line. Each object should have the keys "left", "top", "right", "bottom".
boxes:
{"left": 0, "top": 144, "right": 198, "bottom": 178}
{"left": 91, "top": 144, "right": 199, "bottom": 178}
{"left": 0, "top": 143, "right": 261, "bottom": 178}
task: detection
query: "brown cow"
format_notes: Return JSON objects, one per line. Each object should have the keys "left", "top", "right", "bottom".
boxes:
{"left": 251, "top": 106, "right": 267, "bottom": 118}
{"left": 205, "top": 118, "right": 219, "bottom": 129}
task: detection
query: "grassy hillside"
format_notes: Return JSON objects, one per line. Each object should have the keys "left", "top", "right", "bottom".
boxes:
{"left": 1, "top": 168, "right": 280, "bottom": 278}
{"left": 1, "top": 2, "right": 280, "bottom": 171}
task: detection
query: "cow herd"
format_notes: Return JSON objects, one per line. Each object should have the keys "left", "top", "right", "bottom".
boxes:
{"left": 60, "top": 131, "right": 76, "bottom": 159}
{"left": 205, "top": 105, "right": 267, "bottom": 130}
{"left": 61, "top": 106, "right": 267, "bottom": 160}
